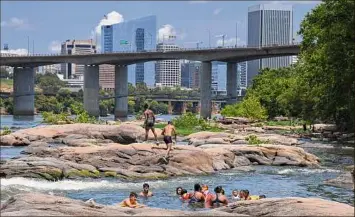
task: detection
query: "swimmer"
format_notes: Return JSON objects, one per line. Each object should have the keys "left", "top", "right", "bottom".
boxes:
{"left": 139, "top": 183, "right": 153, "bottom": 197}
{"left": 176, "top": 187, "right": 183, "bottom": 196}
{"left": 188, "top": 183, "right": 205, "bottom": 204}
{"left": 161, "top": 121, "right": 177, "bottom": 158}
{"left": 181, "top": 189, "right": 191, "bottom": 200}
{"left": 231, "top": 189, "right": 241, "bottom": 201}
{"left": 209, "top": 186, "right": 228, "bottom": 207}
{"left": 119, "top": 192, "right": 145, "bottom": 208}
{"left": 202, "top": 184, "right": 213, "bottom": 205}
{"left": 240, "top": 190, "right": 251, "bottom": 200}
{"left": 250, "top": 194, "right": 266, "bottom": 200}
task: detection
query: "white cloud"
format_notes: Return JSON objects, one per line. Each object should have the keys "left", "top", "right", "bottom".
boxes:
{"left": 270, "top": 1, "right": 320, "bottom": 4}
{"left": 48, "top": 41, "right": 61, "bottom": 53}
{"left": 188, "top": 1, "right": 208, "bottom": 4}
{"left": 93, "top": 11, "right": 124, "bottom": 36}
{"left": 91, "top": 11, "right": 124, "bottom": 51}
{"left": 216, "top": 37, "right": 246, "bottom": 47}
{"left": 0, "top": 17, "right": 29, "bottom": 29}
{"left": 158, "top": 24, "right": 177, "bottom": 42}
{"left": 1, "top": 48, "right": 29, "bottom": 56}
{"left": 213, "top": 8, "right": 223, "bottom": 15}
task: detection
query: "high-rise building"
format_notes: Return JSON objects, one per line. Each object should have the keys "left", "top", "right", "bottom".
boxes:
{"left": 100, "top": 15, "right": 157, "bottom": 88}
{"left": 212, "top": 61, "right": 227, "bottom": 95}
{"left": 247, "top": 4, "right": 293, "bottom": 86}
{"left": 238, "top": 61, "right": 247, "bottom": 88}
{"left": 180, "top": 60, "right": 202, "bottom": 89}
{"left": 155, "top": 43, "right": 181, "bottom": 87}
{"left": 60, "top": 39, "right": 96, "bottom": 79}
{"left": 42, "top": 64, "right": 61, "bottom": 74}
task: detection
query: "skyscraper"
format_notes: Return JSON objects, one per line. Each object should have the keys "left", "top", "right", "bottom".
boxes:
{"left": 212, "top": 61, "right": 227, "bottom": 95}
{"left": 155, "top": 43, "right": 181, "bottom": 87}
{"left": 100, "top": 15, "right": 156, "bottom": 88}
{"left": 60, "top": 39, "right": 96, "bottom": 79}
{"left": 180, "top": 60, "right": 202, "bottom": 89}
{"left": 247, "top": 4, "right": 293, "bottom": 86}
{"left": 238, "top": 61, "right": 247, "bottom": 88}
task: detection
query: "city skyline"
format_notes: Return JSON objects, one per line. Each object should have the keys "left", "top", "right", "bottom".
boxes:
{"left": 1, "top": 1, "right": 320, "bottom": 55}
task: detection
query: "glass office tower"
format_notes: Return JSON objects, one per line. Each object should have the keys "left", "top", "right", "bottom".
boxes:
{"left": 101, "top": 15, "right": 157, "bottom": 86}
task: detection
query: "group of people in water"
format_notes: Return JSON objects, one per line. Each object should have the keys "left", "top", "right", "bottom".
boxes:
{"left": 120, "top": 183, "right": 266, "bottom": 208}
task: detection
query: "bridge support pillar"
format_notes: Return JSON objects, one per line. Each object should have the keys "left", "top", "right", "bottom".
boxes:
{"left": 182, "top": 102, "right": 187, "bottom": 114}
{"left": 114, "top": 65, "right": 128, "bottom": 119}
{"left": 200, "top": 61, "right": 212, "bottom": 119}
{"left": 227, "top": 62, "right": 237, "bottom": 105}
{"left": 13, "top": 67, "right": 35, "bottom": 116}
{"left": 168, "top": 101, "right": 173, "bottom": 115}
{"left": 84, "top": 65, "right": 100, "bottom": 117}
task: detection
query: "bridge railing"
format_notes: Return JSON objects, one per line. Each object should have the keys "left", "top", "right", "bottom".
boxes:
{"left": 1, "top": 42, "right": 301, "bottom": 57}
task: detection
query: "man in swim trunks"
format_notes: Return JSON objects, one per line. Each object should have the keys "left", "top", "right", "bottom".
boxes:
{"left": 143, "top": 104, "right": 158, "bottom": 144}
{"left": 161, "top": 121, "right": 177, "bottom": 158}
{"left": 119, "top": 192, "right": 145, "bottom": 208}
{"left": 139, "top": 183, "right": 153, "bottom": 197}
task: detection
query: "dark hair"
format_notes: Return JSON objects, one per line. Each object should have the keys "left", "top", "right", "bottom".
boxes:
{"left": 143, "top": 183, "right": 149, "bottom": 188}
{"left": 244, "top": 189, "right": 249, "bottom": 196}
{"left": 129, "top": 192, "right": 138, "bottom": 198}
{"left": 182, "top": 189, "right": 187, "bottom": 194}
{"left": 221, "top": 189, "right": 225, "bottom": 195}
{"left": 214, "top": 186, "right": 223, "bottom": 194}
{"left": 168, "top": 121, "right": 172, "bottom": 125}
{"left": 144, "top": 104, "right": 149, "bottom": 109}
{"left": 176, "top": 187, "right": 183, "bottom": 195}
{"left": 259, "top": 195, "right": 266, "bottom": 199}
{"left": 194, "top": 183, "right": 201, "bottom": 191}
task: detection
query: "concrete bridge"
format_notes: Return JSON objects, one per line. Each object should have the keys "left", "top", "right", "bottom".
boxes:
{"left": 0, "top": 44, "right": 300, "bottom": 119}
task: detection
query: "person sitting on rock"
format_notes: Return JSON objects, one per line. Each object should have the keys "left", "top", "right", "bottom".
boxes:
{"left": 249, "top": 194, "right": 266, "bottom": 200}
{"left": 188, "top": 183, "right": 205, "bottom": 204}
{"left": 139, "top": 183, "right": 153, "bottom": 197}
{"left": 119, "top": 192, "right": 145, "bottom": 208}
{"left": 209, "top": 186, "right": 228, "bottom": 208}
{"left": 161, "top": 121, "right": 177, "bottom": 159}
{"left": 231, "top": 189, "right": 241, "bottom": 201}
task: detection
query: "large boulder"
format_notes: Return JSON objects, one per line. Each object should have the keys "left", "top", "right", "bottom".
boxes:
{"left": 219, "top": 197, "right": 354, "bottom": 216}
{"left": 0, "top": 143, "right": 320, "bottom": 180}
{"left": 1, "top": 193, "right": 353, "bottom": 216}
{"left": 324, "top": 169, "right": 354, "bottom": 190}
{"left": 0, "top": 123, "right": 147, "bottom": 146}
{"left": 313, "top": 124, "right": 337, "bottom": 133}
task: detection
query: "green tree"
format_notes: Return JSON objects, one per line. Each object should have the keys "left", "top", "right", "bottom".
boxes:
{"left": 37, "top": 73, "right": 66, "bottom": 94}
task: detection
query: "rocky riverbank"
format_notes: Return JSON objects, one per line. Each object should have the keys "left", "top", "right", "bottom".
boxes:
{"left": 1, "top": 193, "right": 354, "bottom": 216}
{"left": 0, "top": 141, "right": 320, "bottom": 180}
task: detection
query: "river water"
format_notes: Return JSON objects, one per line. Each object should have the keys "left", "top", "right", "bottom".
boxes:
{"left": 0, "top": 115, "right": 354, "bottom": 210}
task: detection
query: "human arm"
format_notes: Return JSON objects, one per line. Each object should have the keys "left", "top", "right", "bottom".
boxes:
{"left": 161, "top": 127, "right": 165, "bottom": 136}
{"left": 173, "top": 127, "right": 177, "bottom": 142}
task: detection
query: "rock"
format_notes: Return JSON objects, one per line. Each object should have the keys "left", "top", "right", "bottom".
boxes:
{"left": 0, "top": 143, "right": 320, "bottom": 180}
{"left": 1, "top": 193, "right": 353, "bottom": 216}
{"left": 106, "top": 120, "right": 119, "bottom": 125}
{"left": 0, "top": 123, "right": 147, "bottom": 146}
{"left": 273, "top": 116, "right": 289, "bottom": 121}
{"left": 324, "top": 171, "right": 354, "bottom": 190}
{"left": 262, "top": 125, "right": 303, "bottom": 131}
{"left": 224, "top": 117, "right": 253, "bottom": 124}
{"left": 244, "top": 127, "right": 265, "bottom": 133}
{"left": 219, "top": 197, "right": 354, "bottom": 216}
{"left": 313, "top": 124, "right": 337, "bottom": 133}
{"left": 0, "top": 135, "right": 30, "bottom": 146}
{"left": 187, "top": 131, "right": 299, "bottom": 146}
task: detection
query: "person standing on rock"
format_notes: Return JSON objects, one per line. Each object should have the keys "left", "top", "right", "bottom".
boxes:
{"left": 161, "top": 121, "right": 177, "bottom": 159}
{"left": 143, "top": 104, "right": 159, "bottom": 145}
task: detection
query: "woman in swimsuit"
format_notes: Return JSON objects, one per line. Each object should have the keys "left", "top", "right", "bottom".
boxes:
{"left": 209, "top": 186, "right": 228, "bottom": 208}
{"left": 188, "top": 183, "right": 205, "bottom": 204}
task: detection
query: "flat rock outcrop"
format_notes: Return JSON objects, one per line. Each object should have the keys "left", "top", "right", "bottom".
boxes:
{"left": 0, "top": 143, "right": 320, "bottom": 181}
{"left": 1, "top": 193, "right": 354, "bottom": 216}
{"left": 324, "top": 168, "right": 354, "bottom": 190}
{"left": 0, "top": 123, "right": 150, "bottom": 146}
{"left": 186, "top": 131, "right": 299, "bottom": 146}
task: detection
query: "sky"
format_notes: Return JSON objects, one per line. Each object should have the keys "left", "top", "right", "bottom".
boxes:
{"left": 1, "top": 0, "right": 321, "bottom": 56}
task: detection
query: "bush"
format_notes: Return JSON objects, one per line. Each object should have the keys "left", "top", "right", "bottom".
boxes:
{"left": 245, "top": 135, "right": 269, "bottom": 146}
{"left": 1, "top": 126, "right": 11, "bottom": 135}
{"left": 221, "top": 96, "right": 268, "bottom": 121}
{"left": 42, "top": 111, "right": 70, "bottom": 124}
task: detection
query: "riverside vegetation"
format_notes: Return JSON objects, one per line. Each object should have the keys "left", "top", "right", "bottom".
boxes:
{"left": 221, "top": 0, "right": 354, "bottom": 132}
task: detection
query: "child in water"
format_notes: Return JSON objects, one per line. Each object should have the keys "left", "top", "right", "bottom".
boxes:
{"left": 119, "top": 192, "right": 145, "bottom": 208}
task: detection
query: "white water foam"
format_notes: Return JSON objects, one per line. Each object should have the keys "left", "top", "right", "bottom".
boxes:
{"left": 0, "top": 177, "right": 200, "bottom": 192}
{"left": 277, "top": 168, "right": 340, "bottom": 175}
